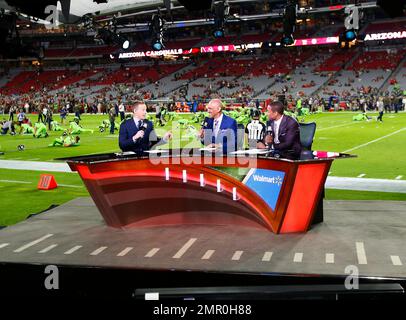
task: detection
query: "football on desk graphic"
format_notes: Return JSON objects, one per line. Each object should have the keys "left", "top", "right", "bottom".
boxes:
{"left": 66, "top": 152, "right": 334, "bottom": 234}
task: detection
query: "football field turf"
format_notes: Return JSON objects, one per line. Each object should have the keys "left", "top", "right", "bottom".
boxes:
{"left": 0, "top": 111, "right": 405, "bottom": 226}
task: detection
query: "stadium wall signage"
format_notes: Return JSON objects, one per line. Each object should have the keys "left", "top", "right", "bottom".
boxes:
{"left": 119, "top": 49, "right": 183, "bottom": 58}
{"left": 117, "top": 36, "right": 340, "bottom": 60}
{"left": 364, "top": 31, "right": 406, "bottom": 41}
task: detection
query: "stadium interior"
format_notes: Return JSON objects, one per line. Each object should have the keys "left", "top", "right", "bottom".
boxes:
{"left": 0, "top": 0, "right": 406, "bottom": 303}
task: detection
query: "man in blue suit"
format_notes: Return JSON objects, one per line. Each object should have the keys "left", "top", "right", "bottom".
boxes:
{"left": 119, "top": 101, "right": 172, "bottom": 153}
{"left": 198, "top": 99, "right": 237, "bottom": 154}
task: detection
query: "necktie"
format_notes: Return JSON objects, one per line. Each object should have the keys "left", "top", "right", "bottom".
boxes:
{"left": 138, "top": 120, "right": 142, "bottom": 129}
{"left": 274, "top": 122, "right": 280, "bottom": 144}
{"left": 214, "top": 119, "right": 219, "bottom": 136}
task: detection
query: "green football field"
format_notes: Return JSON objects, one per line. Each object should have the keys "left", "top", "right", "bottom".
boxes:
{"left": 0, "top": 111, "right": 405, "bottom": 226}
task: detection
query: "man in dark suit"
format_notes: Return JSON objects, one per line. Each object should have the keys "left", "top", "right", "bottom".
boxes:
{"left": 198, "top": 99, "right": 237, "bottom": 154}
{"left": 119, "top": 101, "right": 172, "bottom": 153}
{"left": 257, "top": 100, "right": 302, "bottom": 158}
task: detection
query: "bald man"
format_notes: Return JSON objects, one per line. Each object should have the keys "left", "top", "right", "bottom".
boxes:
{"left": 198, "top": 99, "right": 237, "bottom": 154}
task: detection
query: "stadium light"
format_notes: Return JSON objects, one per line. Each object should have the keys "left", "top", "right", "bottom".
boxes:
{"left": 281, "top": 35, "right": 295, "bottom": 46}
{"left": 281, "top": 0, "right": 297, "bottom": 47}
{"left": 150, "top": 12, "right": 165, "bottom": 50}
{"left": 344, "top": 29, "right": 357, "bottom": 41}
{"left": 342, "top": 5, "right": 359, "bottom": 43}
{"left": 212, "top": 0, "right": 229, "bottom": 38}
{"left": 213, "top": 29, "right": 224, "bottom": 38}
{"left": 95, "top": 27, "right": 130, "bottom": 50}
{"left": 122, "top": 39, "right": 130, "bottom": 50}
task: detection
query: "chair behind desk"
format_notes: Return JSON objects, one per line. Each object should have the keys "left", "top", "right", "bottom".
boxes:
{"left": 299, "top": 122, "right": 316, "bottom": 160}
{"left": 299, "top": 122, "right": 316, "bottom": 150}
{"left": 299, "top": 122, "right": 323, "bottom": 226}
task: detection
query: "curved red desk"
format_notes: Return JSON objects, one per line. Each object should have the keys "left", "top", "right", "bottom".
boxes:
{"left": 64, "top": 150, "right": 352, "bottom": 234}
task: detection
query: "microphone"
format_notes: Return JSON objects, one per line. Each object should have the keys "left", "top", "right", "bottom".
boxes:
{"left": 136, "top": 121, "right": 148, "bottom": 142}
{"left": 140, "top": 121, "right": 148, "bottom": 132}
{"left": 201, "top": 117, "right": 209, "bottom": 129}
{"left": 265, "top": 124, "right": 274, "bottom": 149}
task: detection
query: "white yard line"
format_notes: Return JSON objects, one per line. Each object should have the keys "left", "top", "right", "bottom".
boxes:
{"left": 390, "top": 255, "right": 403, "bottom": 266}
{"left": 117, "top": 247, "right": 133, "bottom": 257}
{"left": 64, "top": 245, "right": 82, "bottom": 255}
{"left": 13, "top": 234, "right": 54, "bottom": 253}
{"left": 293, "top": 253, "right": 303, "bottom": 263}
{"left": 231, "top": 251, "right": 244, "bottom": 261}
{"left": 145, "top": 248, "right": 160, "bottom": 258}
{"left": 317, "top": 122, "right": 360, "bottom": 131}
{"left": 38, "top": 244, "right": 58, "bottom": 254}
{"left": 343, "top": 127, "right": 406, "bottom": 153}
{"left": 356, "top": 242, "right": 368, "bottom": 265}
{"left": 262, "top": 252, "right": 273, "bottom": 262}
{"left": 172, "top": 238, "right": 197, "bottom": 259}
{"left": 90, "top": 246, "right": 108, "bottom": 256}
{"left": 0, "top": 179, "right": 32, "bottom": 184}
{"left": 325, "top": 253, "right": 335, "bottom": 264}
{"left": 201, "top": 250, "right": 215, "bottom": 260}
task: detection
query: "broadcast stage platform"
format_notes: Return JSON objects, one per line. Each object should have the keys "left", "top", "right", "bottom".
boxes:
{"left": 0, "top": 197, "right": 405, "bottom": 298}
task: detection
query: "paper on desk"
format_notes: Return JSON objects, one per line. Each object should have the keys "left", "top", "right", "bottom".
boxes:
{"left": 144, "top": 149, "right": 170, "bottom": 154}
{"left": 229, "top": 149, "right": 270, "bottom": 155}
{"left": 199, "top": 147, "right": 218, "bottom": 151}
{"left": 115, "top": 151, "right": 135, "bottom": 156}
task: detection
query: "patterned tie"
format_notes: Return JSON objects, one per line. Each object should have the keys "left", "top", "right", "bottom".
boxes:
{"left": 213, "top": 119, "right": 219, "bottom": 136}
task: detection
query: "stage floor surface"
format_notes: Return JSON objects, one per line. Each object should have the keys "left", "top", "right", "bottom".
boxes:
{"left": 0, "top": 197, "right": 405, "bottom": 279}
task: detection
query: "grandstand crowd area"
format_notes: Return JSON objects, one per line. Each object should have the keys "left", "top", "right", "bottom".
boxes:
{"left": 1, "top": 18, "right": 406, "bottom": 115}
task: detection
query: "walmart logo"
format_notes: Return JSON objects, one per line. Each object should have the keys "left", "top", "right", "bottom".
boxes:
{"left": 252, "top": 175, "right": 283, "bottom": 186}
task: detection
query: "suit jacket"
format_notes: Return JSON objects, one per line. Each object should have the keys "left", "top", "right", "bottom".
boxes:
{"left": 201, "top": 114, "right": 237, "bottom": 154}
{"left": 119, "top": 118, "right": 161, "bottom": 152}
{"left": 266, "top": 115, "right": 302, "bottom": 157}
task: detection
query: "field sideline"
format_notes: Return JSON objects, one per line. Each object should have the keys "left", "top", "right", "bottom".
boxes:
{"left": 0, "top": 111, "right": 405, "bottom": 226}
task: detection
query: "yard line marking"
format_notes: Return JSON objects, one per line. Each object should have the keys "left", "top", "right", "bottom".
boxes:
{"left": 356, "top": 242, "right": 368, "bottom": 265}
{"left": 318, "top": 122, "right": 360, "bottom": 131}
{"left": 64, "top": 245, "right": 82, "bottom": 255}
{"left": 117, "top": 247, "right": 133, "bottom": 257}
{"left": 201, "top": 250, "right": 215, "bottom": 260}
{"left": 0, "top": 179, "right": 32, "bottom": 184}
{"left": 145, "top": 248, "right": 160, "bottom": 258}
{"left": 357, "top": 174, "right": 366, "bottom": 178}
{"left": 59, "top": 184, "right": 84, "bottom": 188}
{"left": 13, "top": 234, "right": 54, "bottom": 253}
{"left": 326, "top": 253, "right": 335, "bottom": 264}
{"left": 173, "top": 238, "right": 197, "bottom": 259}
{"left": 343, "top": 127, "right": 406, "bottom": 153}
{"left": 293, "top": 253, "right": 303, "bottom": 263}
{"left": 232, "top": 251, "right": 244, "bottom": 261}
{"left": 90, "top": 246, "right": 108, "bottom": 256}
{"left": 395, "top": 176, "right": 403, "bottom": 180}
{"left": 390, "top": 255, "right": 403, "bottom": 266}
{"left": 0, "top": 243, "right": 10, "bottom": 249}
{"left": 38, "top": 244, "right": 58, "bottom": 254}
{"left": 262, "top": 251, "right": 273, "bottom": 262}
